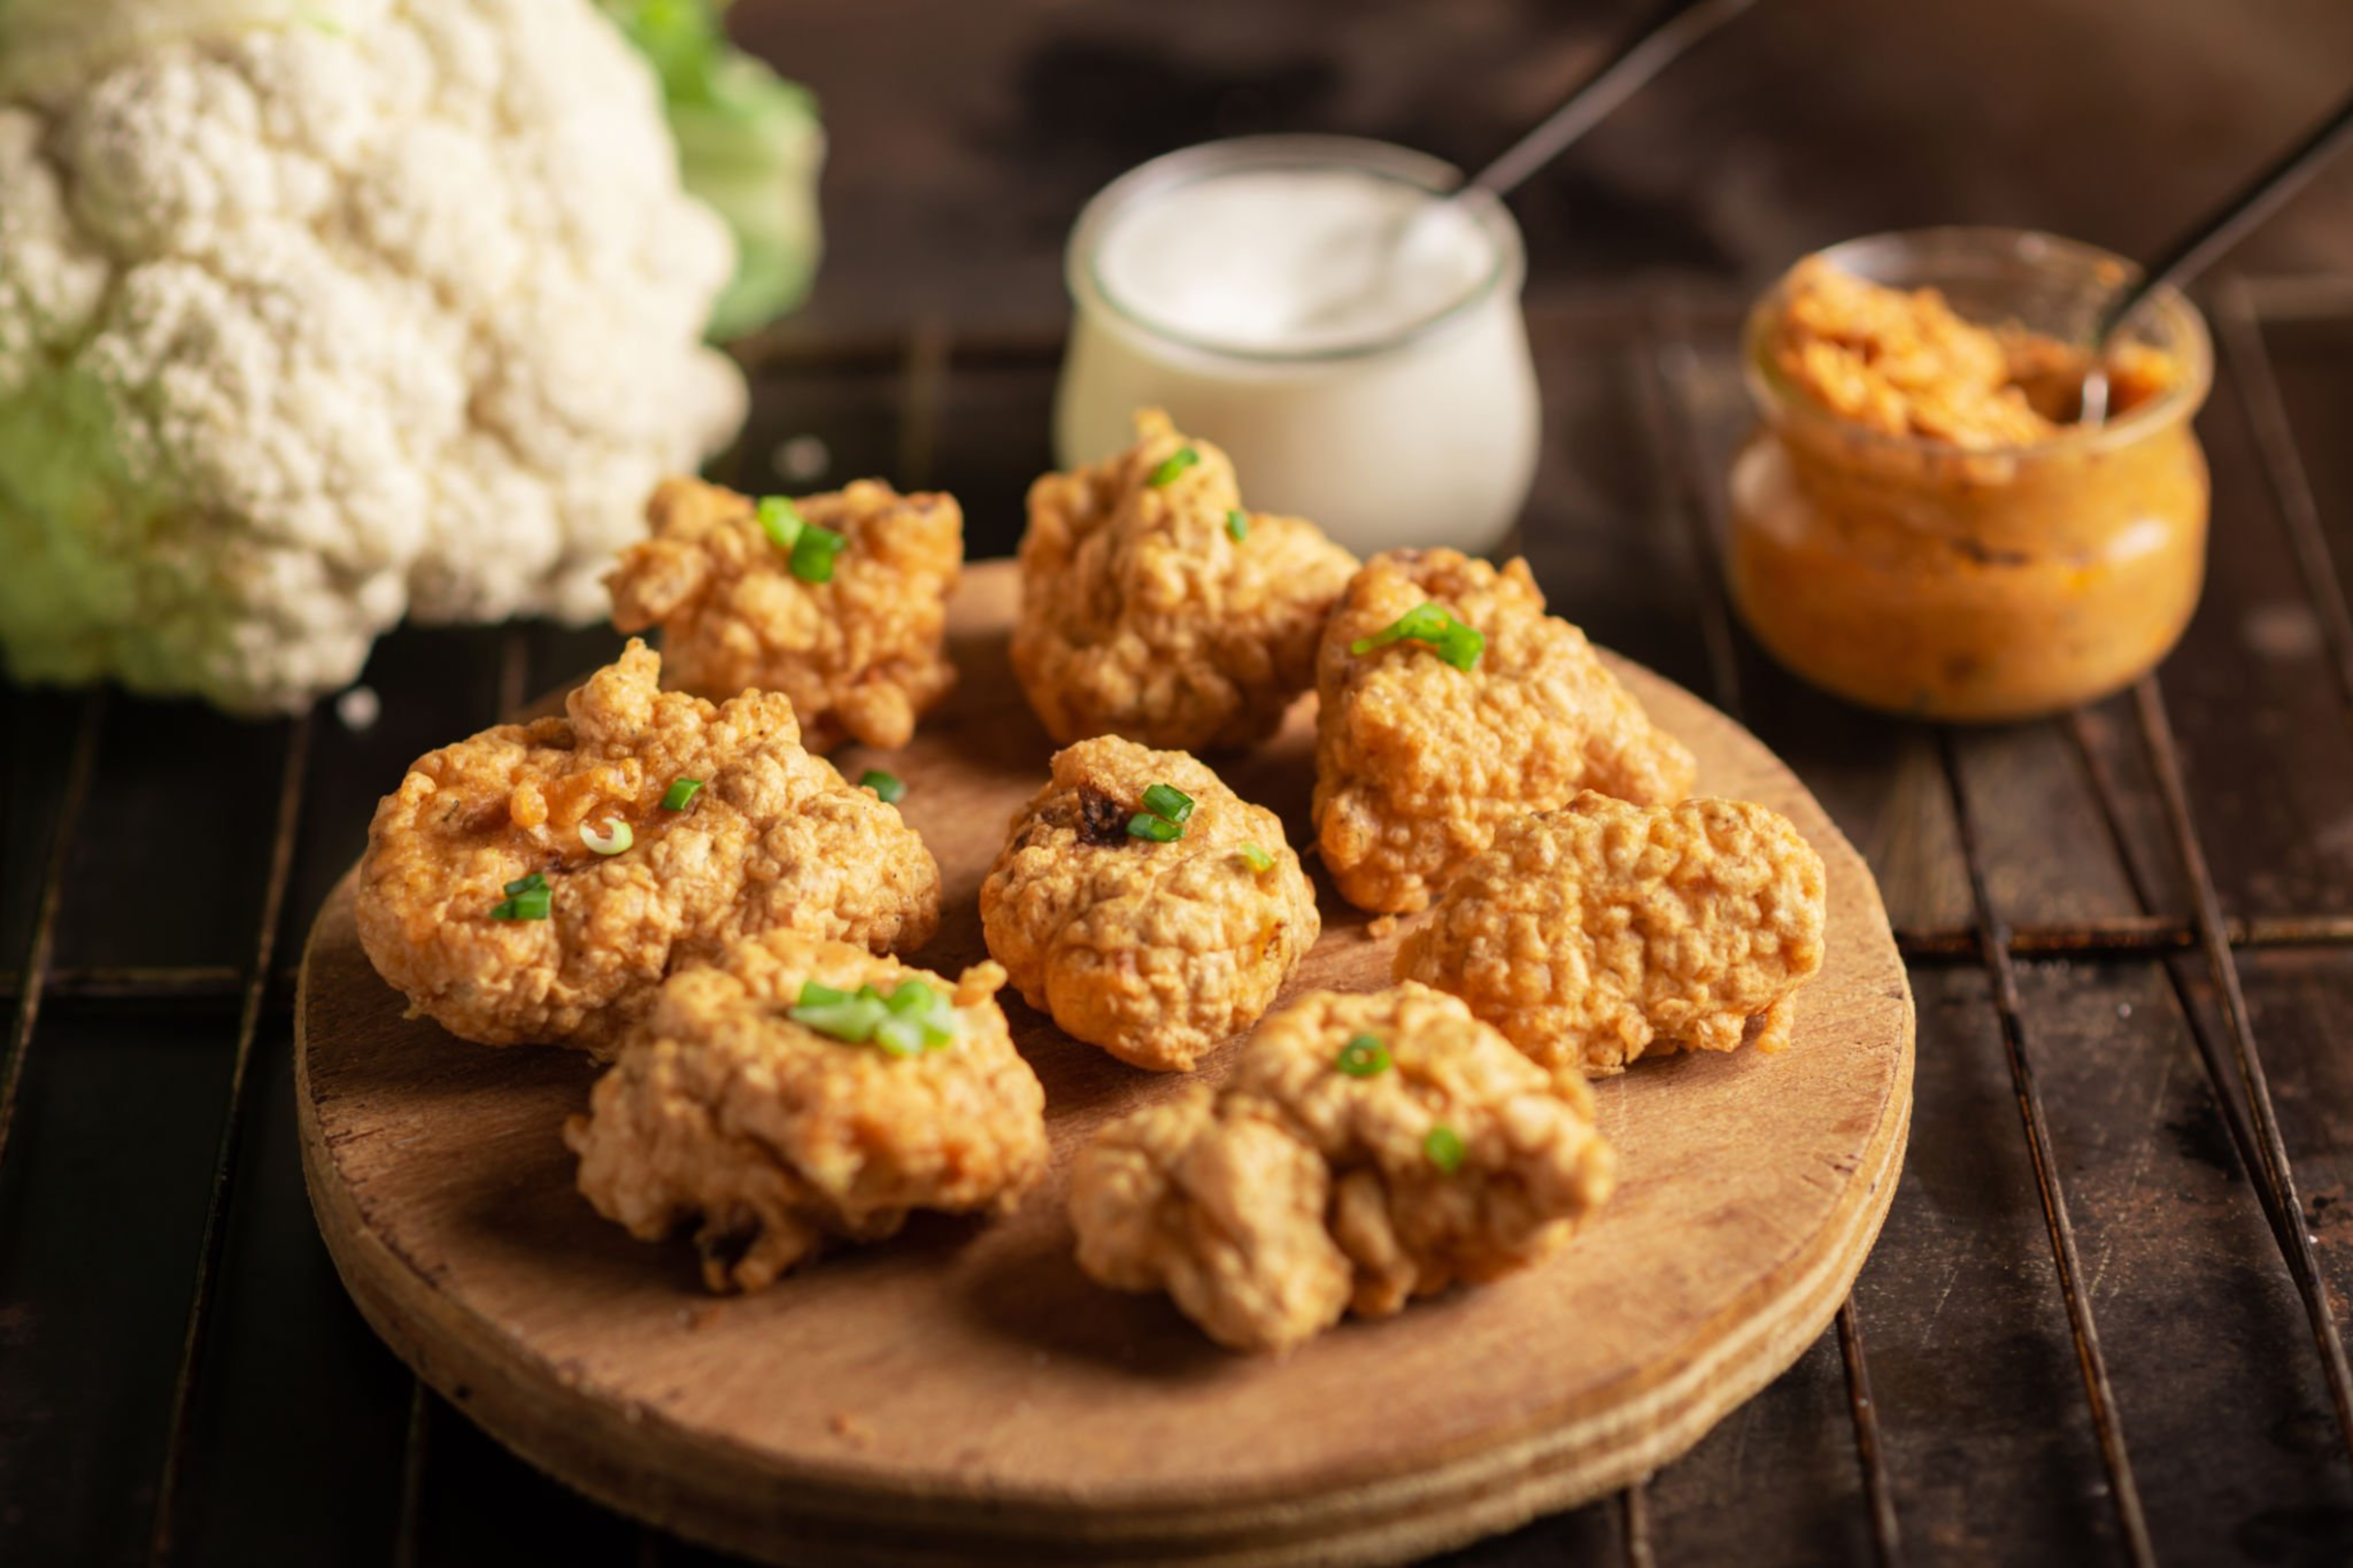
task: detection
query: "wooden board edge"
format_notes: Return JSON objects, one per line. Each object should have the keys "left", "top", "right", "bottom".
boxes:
{"left": 296, "top": 879, "right": 1914, "bottom": 1566}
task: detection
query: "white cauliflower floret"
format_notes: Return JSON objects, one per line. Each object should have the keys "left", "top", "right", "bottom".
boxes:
{"left": 0, "top": 0, "right": 748, "bottom": 713}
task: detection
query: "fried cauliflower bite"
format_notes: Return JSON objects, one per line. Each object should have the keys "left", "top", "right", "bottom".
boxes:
{"left": 1397, "top": 792, "right": 1828, "bottom": 1076}
{"left": 1313, "top": 549, "right": 1696, "bottom": 915}
{"left": 608, "top": 477, "right": 962, "bottom": 748}
{"left": 978, "top": 736, "right": 1319, "bottom": 1073}
{"left": 1012, "top": 409, "right": 1358, "bottom": 750}
{"left": 565, "top": 933, "right": 1048, "bottom": 1293}
{"left": 1070, "top": 983, "right": 1616, "bottom": 1353}
{"left": 356, "top": 640, "right": 941, "bottom": 1053}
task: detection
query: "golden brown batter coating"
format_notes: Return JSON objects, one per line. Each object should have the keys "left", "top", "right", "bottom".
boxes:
{"left": 979, "top": 736, "right": 1318, "bottom": 1072}
{"left": 357, "top": 641, "right": 941, "bottom": 1053}
{"left": 608, "top": 477, "right": 962, "bottom": 748}
{"left": 1070, "top": 983, "right": 1616, "bottom": 1353}
{"left": 565, "top": 933, "right": 1048, "bottom": 1292}
{"left": 1397, "top": 792, "right": 1827, "bottom": 1076}
{"left": 1313, "top": 549, "right": 1695, "bottom": 915}
{"left": 1012, "top": 409, "right": 1358, "bottom": 750}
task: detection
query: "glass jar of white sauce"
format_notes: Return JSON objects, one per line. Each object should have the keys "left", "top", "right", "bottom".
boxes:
{"left": 1056, "top": 136, "right": 1540, "bottom": 558}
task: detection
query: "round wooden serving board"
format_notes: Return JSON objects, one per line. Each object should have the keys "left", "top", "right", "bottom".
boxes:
{"left": 298, "top": 560, "right": 1913, "bottom": 1568}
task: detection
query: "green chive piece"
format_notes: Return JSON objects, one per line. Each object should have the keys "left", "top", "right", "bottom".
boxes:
{"left": 884, "top": 979, "right": 936, "bottom": 1015}
{"left": 791, "top": 995, "right": 887, "bottom": 1040}
{"left": 858, "top": 769, "right": 906, "bottom": 804}
{"left": 757, "top": 496, "right": 804, "bottom": 551}
{"left": 1240, "top": 843, "right": 1274, "bottom": 872}
{"left": 1147, "top": 447, "right": 1200, "bottom": 487}
{"left": 1128, "top": 812, "right": 1182, "bottom": 843}
{"left": 1336, "top": 1035, "right": 1390, "bottom": 1077}
{"left": 1432, "top": 625, "right": 1485, "bottom": 671}
{"left": 790, "top": 977, "right": 963, "bottom": 1052}
{"left": 788, "top": 524, "right": 847, "bottom": 583}
{"left": 661, "top": 777, "right": 705, "bottom": 811}
{"left": 490, "top": 871, "right": 551, "bottom": 922}
{"left": 1424, "top": 1124, "right": 1467, "bottom": 1173}
{"left": 1225, "top": 508, "right": 1248, "bottom": 542}
{"left": 579, "top": 816, "right": 633, "bottom": 856}
{"left": 1140, "top": 783, "right": 1195, "bottom": 824}
{"left": 1349, "top": 601, "right": 1485, "bottom": 672}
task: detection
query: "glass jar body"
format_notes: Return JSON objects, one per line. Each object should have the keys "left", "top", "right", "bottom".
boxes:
{"left": 1055, "top": 136, "right": 1540, "bottom": 558}
{"left": 1727, "top": 228, "right": 2214, "bottom": 722}
{"left": 1727, "top": 421, "right": 2210, "bottom": 720}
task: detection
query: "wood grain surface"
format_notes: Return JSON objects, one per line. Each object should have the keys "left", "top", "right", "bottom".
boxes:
{"left": 295, "top": 561, "right": 1913, "bottom": 1567}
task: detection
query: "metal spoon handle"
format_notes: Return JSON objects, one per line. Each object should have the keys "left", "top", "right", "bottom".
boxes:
{"left": 1463, "top": 0, "right": 1761, "bottom": 203}
{"left": 2096, "top": 87, "right": 2353, "bottom": 345}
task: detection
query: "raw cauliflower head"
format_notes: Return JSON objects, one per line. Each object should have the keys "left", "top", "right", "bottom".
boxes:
{"left": 0, "top": 0, "right": 748, "bottom": 712}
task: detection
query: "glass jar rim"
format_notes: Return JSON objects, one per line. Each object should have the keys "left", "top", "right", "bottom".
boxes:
{"left": 1065, "top": 134, "right": 1526, "bottom": 367}
{"left": 1741, "top": 226, "right": 2214, "bottom": 459}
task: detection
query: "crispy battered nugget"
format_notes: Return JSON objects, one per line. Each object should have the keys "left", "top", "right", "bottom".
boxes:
{"left": 979, "top": 736, "right": 1318, "bottom": 1072}
{"left": 1397, "top": 792, "right": 1827, "bottom": 1076}
{"left": 1012, "top": 409, "right": 1358, "bottom": 750}
{"left": 1313, "top": 549, "right": 1695, "bottom": 915}
{"left": 1070, "top": 983, "right": 1616, "bottom": 1353}
{"left": 565, "top": 933, "right": 1048, "bottom": 1292}
{"left": 608, "top": 477, "right": 962, "bottom": 748}
{"left": 357, "top": 641, "right": 940, "bottom": 1052}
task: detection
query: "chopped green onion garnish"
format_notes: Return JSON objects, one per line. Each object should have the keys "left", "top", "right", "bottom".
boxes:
{"left": 1350, "top": 601, "right": 1485, "bottom": 672}
{"left": 1128, "top": 812, "right": 1182, "bottom": 843}
{"left": 1240, "top": 843, "right": 1274, "bottom": 872}
{"left": 789, "top": 523, "right": 847, "bottom": 583}
{"left": 1147, "top": 447, "right": 1200, "bottom": 487}
{"left": 1424, "top": 1124, "right": 1467, "bottom": 1173}
{"left": 858, "top": 769, "right": 906, "bottom": 803}
{"left": 490, "top": 871, "right": 550, "bottom": 922}
{"left": 789, "top": 977, "right": 962, "bottom": 1054}
{"left": 579, "top": 816, "right": 633, "bottom": 856}
{"left": 1225, "top": 508, "right": 1248, "bottom": 542}
{"left": 757, "top": 495, "right": 804, "bottom": 551}
{"left": 661, "top": 778, "right": 705, "bottom": 811}
{"left": 1140, "top": 783, "right": 1195, "bottom": 824}
{"left": 791, "top": 992, "right": 888, "bottom": 1042}
{"left": 1336, "top": 1035, "right": 1390, "bottom": 1077}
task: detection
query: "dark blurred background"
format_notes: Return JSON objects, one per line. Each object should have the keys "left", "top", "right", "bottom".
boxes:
{"left": 735, "top": 0, "right": 2353, "bottom": 338}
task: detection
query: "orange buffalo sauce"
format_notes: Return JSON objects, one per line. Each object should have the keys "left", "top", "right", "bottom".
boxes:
{"left": 1727, "top": 241, "right": 2212, "bottom": 722}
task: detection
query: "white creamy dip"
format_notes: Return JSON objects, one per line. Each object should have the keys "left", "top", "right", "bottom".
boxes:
{"left": 1092, "top": 167, "right": 1495, "bottom": 356}
{"left": 1056, "top": 139, "right": 1541, "bottom": 557}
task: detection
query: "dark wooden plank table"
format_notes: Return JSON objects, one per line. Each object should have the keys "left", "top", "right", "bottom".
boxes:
{"left": 6, "top": 5, "right": 2353, "bottom": 1565}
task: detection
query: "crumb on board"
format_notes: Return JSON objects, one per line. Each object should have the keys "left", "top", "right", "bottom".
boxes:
{"left": 830, "top": 1411, "right": 876, "bottom": 1448}
{"left": 1366, "top": 914, "right": 1399, "bottom": 941}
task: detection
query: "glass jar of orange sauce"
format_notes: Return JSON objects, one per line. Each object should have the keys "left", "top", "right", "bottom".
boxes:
{"left": 1727, "top": 228, "right": 2213, "bottom": 722}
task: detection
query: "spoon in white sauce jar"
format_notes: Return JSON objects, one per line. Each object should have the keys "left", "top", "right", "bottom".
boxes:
{"left": 1054, "top": 1, "right": 1762, "bottom": 556}
{"left": 1296, "top": 0, "right": 1760, "bottom": 334}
